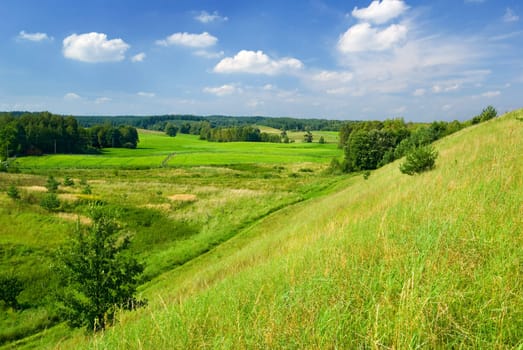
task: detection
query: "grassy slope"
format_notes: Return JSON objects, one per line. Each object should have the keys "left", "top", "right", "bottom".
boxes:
{"left": 59, "top": 110, "right": 523, "bottom": 349}
{"left": 0, "top": 137, "right": 343, "bottom": 348}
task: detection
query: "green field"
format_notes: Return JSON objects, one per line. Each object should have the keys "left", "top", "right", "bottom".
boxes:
{"left": 1, "top": 112, "right": 522, "bottom": 349}
{"left": 14, "top": 130, "right": 341, "bottom": 171}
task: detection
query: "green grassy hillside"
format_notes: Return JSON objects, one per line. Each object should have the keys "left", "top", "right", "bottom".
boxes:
{"left": 47, "top": 110, "right": 523, "bottom": 349}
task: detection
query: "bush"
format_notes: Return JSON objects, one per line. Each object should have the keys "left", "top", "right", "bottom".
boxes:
{"left": 0, "top": 275, "right": 23, "bottom": 309}
{"left": 400, "top": 145, "right": 438, "bottom": 175}
{"left": 82, "top": 184, "right": 92, "bottom": 195}
{"left": 40, "top": 193, "right": 60, "bottom": 211}
{"left": 63, "top": 176, "right": 74, "bottom": 187}
{"left": 7, "top": 185, "right": 20, "bottom": 200}
{"left": 45, "top": 176, "right": 59, "bottom": 193}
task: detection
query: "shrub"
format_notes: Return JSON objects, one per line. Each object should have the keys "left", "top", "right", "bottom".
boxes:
{"left": 40, "top": 193, "right": 60, "bottom": 211}
{"left": 0, "top": 275, "right": 24, "bottom": 309}
{"left": 63, "top": 176, "right": 74, "bottom": 187}
{"left": 82, "top": 185, "right": 92, "bottom": 195}
{"left": 7, "top": 185, "right": 20, "bottom": 200}
{"left": 400, "top": 145, "right": 438, "bottom": 175}
{"left": 45, "top": 176, "right": 59, "bottom": 193}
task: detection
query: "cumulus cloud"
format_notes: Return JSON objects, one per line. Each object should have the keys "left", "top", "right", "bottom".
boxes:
{"left": 352, "top": 0, "right": 408, "bottom": 24}
{"left": 338, "top": 22, "right": 407, "bottom": 53}
{"left": 203, "top": 84, "right": 239, "bottom": 96}
{"left": 131, "top": 52, "right": 146, "bottom": 62}
{"left": 156, "top": 32, "right": 217, "bottom": 48}
{"left": 214, "top": 50, "right": 303, "bottom": 75}
{"left": 18, "top": 30, "right": 52, "bottom": 42}
{"left": 63, "top": 32, "right": 130, "bottom": 63}
{"left": 64, "top": 92, "right": 81, "bottom": 100}
{"left": 195, "top": 11, "right": 228, "bottom": 23}
{"left": 503, "top": 8, "right": 519, "bottom": 23}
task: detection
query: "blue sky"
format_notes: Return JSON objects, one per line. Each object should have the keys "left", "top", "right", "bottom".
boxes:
{"left": 0, "top": 0, "right": 521, "bottom": 121}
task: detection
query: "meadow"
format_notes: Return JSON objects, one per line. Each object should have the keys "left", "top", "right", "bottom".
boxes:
{"left": 0, "top": 130, "right": 344, "bottom": 348}
{"left": 14, "top": 130, "right": 340, "bottom": 171}
{"left": 1, "top": 111, "right": 522, "bottom": 349}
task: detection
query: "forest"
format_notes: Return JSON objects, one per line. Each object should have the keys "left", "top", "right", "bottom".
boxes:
{"left": 0, "top": 112, "right": 139, "bottom": 160}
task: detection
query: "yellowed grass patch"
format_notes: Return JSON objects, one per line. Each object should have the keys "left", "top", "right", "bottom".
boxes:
{"left": 168, "top": 194, "right": 197, "bottom": 202}
{"left": 56, "top": 212, "right": 92, "bottom": 225}
{"left": 22, "top": 186, "right": 47, "bottom": 192}
{"left": 58, "top": 193, "right": 79, "bottom": 202}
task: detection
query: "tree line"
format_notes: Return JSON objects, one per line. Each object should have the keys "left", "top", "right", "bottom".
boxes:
{"left": 0, "top": 112, "right": 139, "bottom": 160}
{"left": 334, "top": 106, "right": 497, "bottom": 173}
{"left": 73, "top": 114, "right": 346, "bottom": 132}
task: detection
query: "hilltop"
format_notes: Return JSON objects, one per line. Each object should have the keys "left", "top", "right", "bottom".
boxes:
{"left": 53, "top": 110, "right": 522, "bottom": 348}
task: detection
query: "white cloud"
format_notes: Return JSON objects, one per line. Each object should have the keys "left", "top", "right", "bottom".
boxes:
{"left": 131, "top": 52, "right": 146, "bottom": 62}
{"left": 337, "top": 23, "right": 408, "bottom": 53}
{"left": 95, "top": 97, "right": 112, "bottom": 104}
{"left": 312, "top": 70, "right": 353, "bottom": 83}
{"left": 64, "top": 92, "right": 81, "bottom": 100}
{"left": 413, "top": 88, "right": 426, "bottom": 96}
{"left": 194, "top": 50, "right": 224, "bottom": 59}
{"left": 18, "top": 30, "right": 52, "bottom": 42}
{"left": 489, "top": 30, "right": 523, "bottom": 41}
{"left": 203, "top": 84, "right": 240, "bottom": 96}
{"left": 156, "top": 32, "right": 217, "bottom": 48}
{"left": 503, "top": 8, "right": 519, "bottom": 23}
{"left": 432, "top": 83, "right": 459, "bottom": 93}
{"left": 195, "top": 11, "right": 228, "bottom": 23}
{"left": 482, "top": 91, "right": 501, "bottom": 98}
{"left": 214, "top": 50, "right": 303, "bottom": 75}
{"left": 352, "top": 0, "right": 408, "bottom": 24}
{"left": 63, "top": 32, "right": 129, "bottom": 63}
{"left": 137, "top": 92, "right": 155, "bottom": 97}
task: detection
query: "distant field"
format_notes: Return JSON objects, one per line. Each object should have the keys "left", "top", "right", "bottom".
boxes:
{"left": 14, "top": 130, "right": 342, "bottom": 170}
{"left": 256, "top": 125, "right": 339, "bottom": 144}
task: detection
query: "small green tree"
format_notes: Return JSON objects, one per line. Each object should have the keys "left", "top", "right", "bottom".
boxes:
{"left": 0, "top": 275, "right": 24, "bottom": 309}
{"left": 46, "top": 175, "right": 59, "bottom": 193}
{"left": 7, "top": 185, "right": 20, "bottom": 200}
{"left": 480, "top": 105, "right": 497, "bottom": 122}
{"left": 56, "top": 205, "right": 145, "bottom": 331}
{"left": 400, "top": 145, "right": 438, "bottom": 175}
{"left": 318, "top": 136, "right": 326, "bottom": 144}
{"left": 41, "top": 193, "right": 60, "bottom": 211}
{"left": 165, "top": 123, "right": 179, "bottom": 137}
{"left": 303, "top": 131, "right": 313, "bottom": 143}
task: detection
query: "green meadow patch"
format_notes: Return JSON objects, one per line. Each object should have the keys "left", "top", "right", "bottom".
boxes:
{"left": 15, "top": 131, "right": 341, "bottom": 171}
